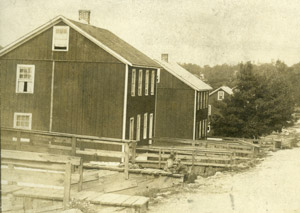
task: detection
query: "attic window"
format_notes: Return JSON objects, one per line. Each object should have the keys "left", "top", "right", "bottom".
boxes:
{"left": 218, "top": 91, "right": 224, "bottom": 100}
{"left": 52, "top": 26, "right": 69, "bottom": 51}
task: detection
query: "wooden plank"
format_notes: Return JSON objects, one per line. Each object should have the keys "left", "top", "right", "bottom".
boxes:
{"left": 121, "top": 196, "right": 141, "bottom": 207}
{"left": 24, "top": 204, "right": 63, "bottom": 213}
{"left": 1, "top": 150, "right": 81, "bottom": 166}
{"left": 104, "top": 194, "right": 131, "bottom": 205}
{"left": 14, "top": 188, "right": 64, "bottom": 200}
{"left": 1, "top": 167, "right": 65, "bottom": 186}
{"left": 1, "top": 159, "right": 66, "bottom": 171}
{"left": 132, "top": 197, "right": 149, "bottom": 207}
{"left": 1, "top": 185, "right": 23, "bottom": 195}
{"left": 76, "top": 149, "right": 124, "bottom": 158}
{"left": 124, "top": 143, "right": 129, "bottom": 180}
{"left": 63, "top": 162, "right": 72, "bottom": 209}
{"left": 104, "top": 180, "right": 137, "bottom": 193}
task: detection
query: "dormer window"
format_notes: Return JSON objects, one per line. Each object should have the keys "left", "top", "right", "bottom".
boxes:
{"left": 52, "top": 26, "right": 69, "bottom": 51}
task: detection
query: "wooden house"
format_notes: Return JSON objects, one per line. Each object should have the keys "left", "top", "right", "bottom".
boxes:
{"left": 208, "top": 86, "right": 233, "bottom": 134}
{"left": 154, "top": 54, "right": 212, "bottom": 140}
{"left": 0, "top": 12, "right": 160, "bottom": 146}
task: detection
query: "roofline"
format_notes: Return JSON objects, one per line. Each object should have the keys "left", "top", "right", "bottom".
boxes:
{"left": 132, "top": 64, "right": 161, "bottom": 69}
{"left": 0, "top": 15, "right": 133, "bottom": 66}
{"left": 209, "top": 87, "right": 232, "bottom": 96}
{"left": 155, "top": 60, "right": 211, "bottom": 91}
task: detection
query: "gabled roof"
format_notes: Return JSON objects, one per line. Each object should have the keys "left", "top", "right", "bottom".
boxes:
{"left": 155, "top": 59, "right": 212, "bottom": 91}
{"left": 0, "top": 15, "right": 160, "bottom": 68}
{"left": 209, "top": 86, "right": 233, "bottom": 96}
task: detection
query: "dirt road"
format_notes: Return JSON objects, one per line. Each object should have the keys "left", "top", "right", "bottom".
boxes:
{"left": 149, "top": 148, "right": 300, "bottom": 213}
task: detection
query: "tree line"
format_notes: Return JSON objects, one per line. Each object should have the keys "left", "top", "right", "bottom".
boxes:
{"left": 181, "top": 61, "right": 300, "bottom": 138}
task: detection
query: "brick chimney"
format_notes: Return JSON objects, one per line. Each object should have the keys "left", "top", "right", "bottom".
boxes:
{"left": 161, "top": 54, "right": 168, "bottom": 62}
{"left": 79, "top": 10, "right": 91, "bottom": 24}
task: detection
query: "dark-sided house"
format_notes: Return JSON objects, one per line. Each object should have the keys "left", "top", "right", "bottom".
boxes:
{"left": 208, "top": 86, "right": 233, "bottom": 135}
{"left": 154, "top": 54, "right": 212, "bottom": 140}
{"left": 0, "top": 11, "right": 160, "bottom": 146}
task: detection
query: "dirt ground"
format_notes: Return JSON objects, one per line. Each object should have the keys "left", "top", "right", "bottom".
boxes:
{"left": 148, "top": 128, "right": 300, "bottom": 213}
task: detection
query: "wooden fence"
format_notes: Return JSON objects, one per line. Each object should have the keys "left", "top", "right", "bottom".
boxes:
{"left": 135, "top": 137, "right": 260, "bottom": 169}
{"left": 1, "top": 127, "right": 137, "bottom": 179}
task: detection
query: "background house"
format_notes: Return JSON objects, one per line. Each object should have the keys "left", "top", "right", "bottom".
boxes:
{"left": 208, "top": 86, "right": 233, "bottom": 135}
{"left": 155, "top": 54, "right": 212, "bottom": 140}
{"left": 0, "top": 11, "right": 160, "bottom": 146}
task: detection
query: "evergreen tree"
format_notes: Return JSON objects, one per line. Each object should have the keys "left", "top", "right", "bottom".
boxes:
{"left": 211, "top": 61, "right": 295, "bottom": 138}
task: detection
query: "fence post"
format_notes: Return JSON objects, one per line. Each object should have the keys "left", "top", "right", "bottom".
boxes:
{"left": 131, "top": 141, "right": 136, "bottom": 164}
{"left": 158, "top": 148, "right": 162, "bottom": 169}
{"left": 78, "top": 159, "right": 83, "bottom": 192}
{"left": 192, "top": 149, "right": 196, "bottom": 172}
{"left": 124, "top": 142, "right": 129, "bottom": 180}
{"left": 63, "top": 162, "right": 72, "bottom": 209}
{"left": 16, "top": 131, "right": 21, "bottom": 149}
{"left": 71, "top": 137, "right": 77, "bottom": 156}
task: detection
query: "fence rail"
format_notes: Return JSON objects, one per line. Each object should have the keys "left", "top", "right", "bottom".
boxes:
{"left": 1, "top": 127, "right": 137, "bottom": 179}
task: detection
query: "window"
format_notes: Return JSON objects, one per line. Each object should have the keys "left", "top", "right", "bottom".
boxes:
{"left": 200, "top": 92, "right": 203, "bottom": 109}
{"left": 218, "top": 91, "right": 225, "bottom": 100}
{"left": 131, "top": 69, "right": 136, "bottom": 96}
{"left": 157, "top": 69, "right": 160, "bottom": 83}
{"left": 145, "top": 70, "right": 149, "bottom": 96}
{"left": 149, "top": 113, "right": 153, "bottom": 144}
{"left": 149, "top": 113, "right": 153, "bottom": 139}
{"left": 14, "top": 113, "right": 32, "bottom": 130}
{"left": 138, "top": 70, "right": 143, "bottom": 96}
{"left": 208, "top": 105, "right": 212, "bottom": 116}
{"left": 197, "top": 92, "right": 200, "bottom": 110}
{"left": 136, "top": 114, "right": 141, "bottom": 141}
{"left": 207, "top": 124, "right": 211, "bottom": 133}
{"left": 16, "top": 65, "right": 35, "bottom": 93}
{"left": 202, "top": 120, "right": 206, "bottom": 137}
{"left": 198, "top": 121, "right": 202, "bottom": 139}
{"left": 151, "top": 70, "right": 155, "bottom": 95}
{"left": 52, "top": 26, "right": 69, "bottom": 51}
{"left": 143, "top": 113, "right": 148, "bottom": 139}
{"left": 129, "top": 117, "right": 134, "bottom": 140}
{"left": 206, "top": 92, "right": 209, "bottom": 107}
{"left": 203, "top": 92, "right": 206, "bottom": 109}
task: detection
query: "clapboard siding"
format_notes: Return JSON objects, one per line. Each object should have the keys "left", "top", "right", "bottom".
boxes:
{"left": 0, "top": 59, "right": 52, "bottom": 131}
{"left": 1, "top": 22, "right": 121, "bottom": 64}
{"left": 156, "top": 69, "right": 195, "bottom": 139}
{"left": 52, "top": 62, "right": 125, "bottom": 138}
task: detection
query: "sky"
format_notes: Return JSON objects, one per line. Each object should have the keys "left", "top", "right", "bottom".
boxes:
{"left": 0, "top": 0, "right": 300, "bottom": 66}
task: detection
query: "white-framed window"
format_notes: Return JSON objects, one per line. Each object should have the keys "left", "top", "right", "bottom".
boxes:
{"left": 52, "top": 26, "right": 69, "bottom": 51}
{"left": 218, "top": 91, "right": 225, "bottom": 100}
{"left": 129, "top": 117, "right": 134, "bottom": 140}
{"left": 198, "top": 121, "right": 202, "bottom": 139}
{"left": 145, "top": 70, "right": 149, "bottom": 96}
{"left": 151, "top": 70, "right": 155, "bottom": 95}
{"left": 202, "top": 120, "right": 206, "bottom": 137}
{"left": 200, "top": 92, "right": 203, "bottom": 109}
{"left": 16, "top": 64, "right": 35, "bottom": 94}
{"left": 143, "top": 113, "right": 148, "bottom": 139}
{"left": 149, "top": 113, "right": 153, "bottom": 139}
{"left": 203, "top": 92, "right": 206, "bottom": 108}
{"left": 131, "top": 69, "right": 136, "bottom": 96}
{"left": 136, "top": 114, "right": 141, "bottom": 141}
{"left": 14, "top": 113, "right": 32, "bottom": 130}
{"left": 208, "top": 105, "right": 212, "bottom": 116}
{"left": 138, "top": 70, "right": 143, "bottom": 96}
{"left": 157, "top": 69, "right": 160, "bottom": 83}
{"left": 197, "top": 92, "right": 200, "bottom": 110}
{"left": 207, "top": 124, "right": 211, "bottom": 133}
